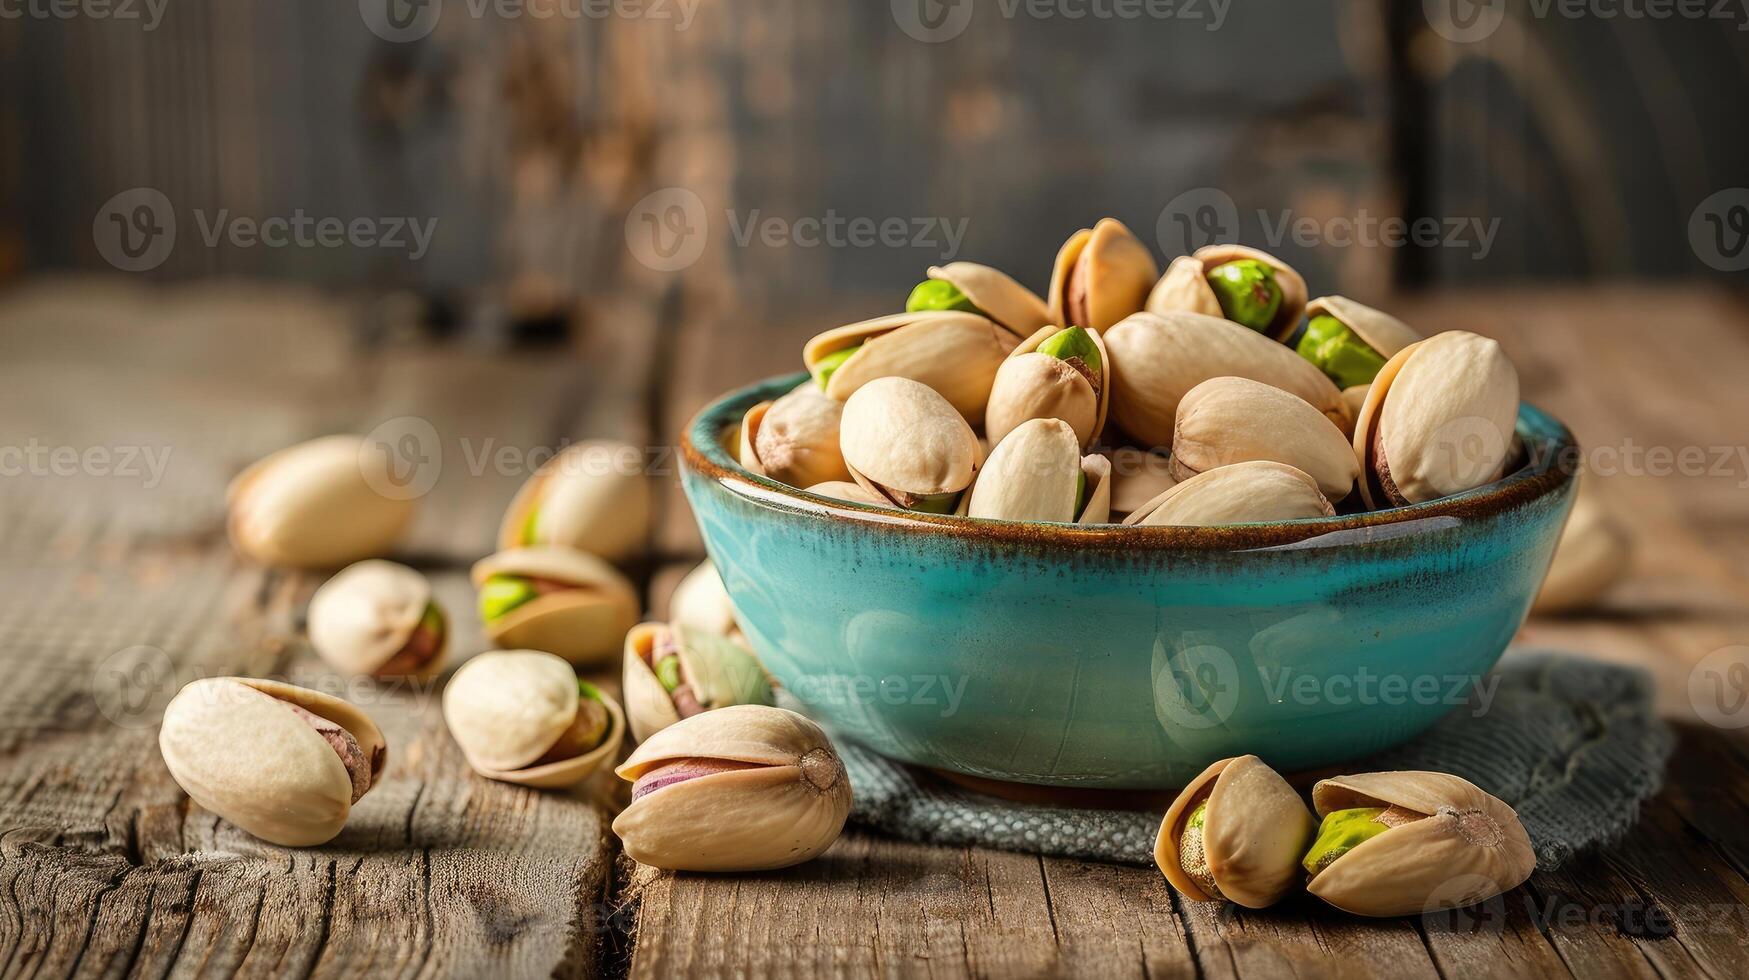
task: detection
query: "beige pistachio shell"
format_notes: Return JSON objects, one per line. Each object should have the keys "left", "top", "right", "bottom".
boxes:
{"left": 1048, "top": 218, "right": 1159, "bottom": 332}
{"left": 965, "top": 418, "right": 1083, "bottom": 523}
{"left": 1124, "top": 461, "right": 1335, "bottom": 527}
{"left": 472, "top": 547, "right": 640, "bottom": 665}
{"left": 1105, "top": 447, "right": 1178, "bottom": 519}
{"left": 1103, "top": 312, "right": 1347, "bottom": 449}
{"left": 1170, "top": 377, "right": 1360, "bottom": 500}
{"left": 1078, "top": 453, "right": 1113, "bottom": 525}
{"left": 1308, "top": 771, "right": 1536, "bottom": 917}
{"left": 1341, "top": 385, "right": 1370, "bottom": 430}
{"left": 1534, "top": 472, "right": 1632, "bottom": 613}
{"left": 802, "top": 480, "right": 893, "bottom": 507}
{"left": 1155, "top": 755, "right": 1316, "bottom": 908}
{"left": 623, "top": 622, "right": 775, "bottom": 743}
{"left": 804, "top": 311, "right": 1019, "bottom": 426}
{"left": 985, "top": 325, "right": 1113, "bottom": 449}
{"left": 1307, "top": 296, "right": 1422, "bottom": 360}
{"left": 158, "top": 678, "right": 387, "bottom": 847}
{"left": 307, "top": 560, "right": 444, "bottom": 678}
{"left": 840, "top": 377, "right": 981, "bottom": 507}
{"left": 613, "top": 705, "right": 852, "bottom": 871}
{"left": 1353, "top": 332, "right": 1520, "bottom": 508}
{"left": 926, "top": 262, "right": 1052, "bottom": 337}
{"left": 498, "top": 440, "right": 651, "bottom": 562}
{"left": 669, "top": 559, "right": 743, "bottom": 640}
{"left": 1146, "top": 245, "right": 1309, "bottom": 341}
{"left": 228, "top": 435, "right": 416, "bottom": 569}
{"left": 443, "top": 650, "right": 623, "bottom": 788}
{"left": 740, "top": 384, "right": 850, "bottom": 489}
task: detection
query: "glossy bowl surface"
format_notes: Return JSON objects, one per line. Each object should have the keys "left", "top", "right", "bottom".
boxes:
{"left": 681, "top": 373, "right": 1577, "bottom": 789}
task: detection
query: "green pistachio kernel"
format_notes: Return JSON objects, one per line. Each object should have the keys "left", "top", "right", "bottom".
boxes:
{"left": 814, "top": 345, "right": 861, "bottom": 390}
{"left": 578, "top": 679, "right": 603, "bottom": 702}
{"left": 478, "top": 574, "right": 538, "bottom": 622}
{"left": 519, "top": 505, "right": 542, "bottom": 545}
{"left": 1296, "top": 314, "right": 1388, "bottom": 389}
{"left": 1036, "top": 325, "right": 1103, "bottom": 384}
{"left": 1178, "top": 800, "right": 1226, "bottom": 899}
{"left": 1206, "top": 259, "right": 1283, "bottom": 333}
{"left": 654, "top": 654, "right": 682, "bottom": 692}
{"left": 419, "top": 601, "right": 445, "bottom": 638}
{"left": 905, "top": 279, "right": 981, "bottom": 315}
{"left": 1302, "top": 807, "right": 1391, "bottom": 876}
{"left": 907, "top": 491, "right": 962, "bottom": 515}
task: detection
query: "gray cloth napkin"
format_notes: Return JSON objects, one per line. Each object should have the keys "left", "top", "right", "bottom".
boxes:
{"left": 837, "top": 651, "right": 1673, "bottom": 869}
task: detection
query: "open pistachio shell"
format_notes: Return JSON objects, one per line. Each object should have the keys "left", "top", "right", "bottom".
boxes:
{"left": 803, "top": 311, "right": 1020, "bottom": 426}
{"left": 1352, "top": 331, "right": 1520, "bottom": 508}
{"left": 613, "top": 704, "right": 852, "bottom": 871}
{"left": 497, "top": 439, "right": 651, "bottom": 563}
{"left": 228, "top": 435, "right": 416, "bottom": 569}
{"left": 669, "top": 559, "right": 744, "bottom": 641}
{"left": 925, "top": 262, "right": 1052, "bottom": 337}
{"left": 1170, "top": 376, "right": 1360, "bottom": 501}
{"left": 1078, "top": 453, "right": 1113, "bottom": 525}
{"left": 802, "top": 480, "right": 894, "bottom": 507}
{"left": 740, "top": 384, "right": 851, "bottom": 489}
{"left": 1306, "top": 296, "right": 1421, "bottom": 362}
{"left": 1105, "top": 447, "right": 1178, "bottom": 520}
{"left": 964, "top": 418, "right": 1083, "bottom": 523}
{"left": 1103, "top": 312, "right": 1347, "bottom": 450}
{"left": 840, "top": 377, "right": 982, "bottom": 509}
{"left": 985, "top": 325, "right": 1113, "bottom": 449}
{"left": 623, "top": 622, "right": 775, "bottom": 743}
{"left": 159, "top": 678, "right": 387, "bottom": 846}
{"left": 1124, "top": 461, "right": 1335, "bottom": 528}
{"left": 1341, "top": 385, "right": 1371, "bottom": 429}
{"left": 471, "top": 547, "right": 640, "bottom": 665}
{"left": 443, "top": 650, "right": 625, "bottom": 789}
{"left": 1048, "top": 218, "right": 1159, "bottom": 332}
{"left": 1533, "top": 472, "right": 1632, "bottom": 613}
{"left": 1307, "top": 771, "right": 1535, "bottom": 917}
{"left": 308, "top": 560, "right": 447, "bottom": 679}
{"left": 1155, "top": 755, "right": 1316, "bottom": 908}
{"left": 1146, "top": 245, "right": 1308, "bottom": 341}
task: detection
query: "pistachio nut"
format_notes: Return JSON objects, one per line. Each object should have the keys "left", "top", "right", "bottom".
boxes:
{"left": 228, "top": 435, "right": 416, "bottom": 569}
{"left": 623, "top": 621, "right": 774, "bottom": 742}
{"left": 497, "top": 439, "right": 651, "bottom": 563}
{"left": 471, "top": 547, "right": 640, "bottom": 665}
{"left": 442, "top": 650, "right": 625, "bottom": 789}
{"left": 1352, "top": 331, "right": 1520, "bottom": 508}
{"left": 906, "top": 262, "right": 1053, "bottom": 337}
{"left": 1534, "top": 472, "right": 1632, "bottom": 613}
{"left": 1104, "top": 447, "right": 1178, "bottom": 520}
{"left": 158, "top": 677, "right": 387, "bottom": 846}
{"left": 984, "top": 324, "right": 1112, "bottom": 449}
{"left": 1048, "top": 217, "right": 1159, "bottom": 332}
{"left": 1169, "top": 376, "right": 1360, "bottom": 501}
{"left": 1147, "top": 245, "right": 1308, "bottom": 341}
{"left": 1341, "top": 384, "right": 1371, "bottom": 430}
{"left": 1154, "top": 755, "right": 1316, "bottom": 908}
{"left": 1123, "top": 461, "right": 1335, "bottom": 527}
{"left": 802, "top": 480, "right": 894, "bottom": 507}
{"left": 307, "top": 560, "right": 448, "bottom": 679}
{"left": 739, "top": 383, "right": 851, "bottom": 489}
{"left": 1103, "top": 311, "right": 1347, "bottom": 449}
{"left": 840, "top": 377, "right": 982, "bottom": 513}
{"left": 612, "top": 704, "right": 852, "bottom": 871}
{"left": 1078, "top": 452, "right": 1113, "bottom": 525}
{"left": 963, "top": 418, "right": 1085, "bottom": 524}
{"left": 1297, "top": 296, "right": 1422, "bottom": 389}
{"left": 1305, "top": 771, "right": 1535, "bottom": 917}
{"left": 803, "top": 311, "right": 1021, "bottom": 426}
{"left": 669, "top": 559, "right": 745, "bottom": 642}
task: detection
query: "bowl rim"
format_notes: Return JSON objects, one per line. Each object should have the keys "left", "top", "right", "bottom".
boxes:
{"left": 680, "top": 371, "right": 1579, "bottom": 551}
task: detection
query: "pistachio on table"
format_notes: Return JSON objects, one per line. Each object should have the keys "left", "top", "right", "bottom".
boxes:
{"left": 443, "top": 650, "right": 624, "bottom": 789}
{"left": 1123, "top": 461, "right": 1335, "bottom": 527}
{"left": 472, "top": 546, "right": 640, "bottom": 665}
{"left": 612, "top": 704, "right": 852, "bottom": 872}
{"left": 1305, "top": 771, "right": 1535, "bottom": 916}
{"left": 228, "top": 435, "right": 416, "bottom": 569}
{"left": 1104, "top": 447, "right": 1178, "bottom": 521}
{"left": 1533, "top": 471, "right": 1633, "bottom": 613}
{"left": 498, "top": 439, "right": 652, "bottom": 563}
{"left": 804, "top": 310, "right": 1021, "bottom": 426}
{"left": 961, "top": 418, "right": 1110, "bottom": 524}
{"left": 985, "top": 324, "right": 1111, "bottom": 449}
{"left": 739, "top": 382, "right": 851, "bottom": 489}
{"left": 1170, "top": 376, "right": 1360, "bottom": 501}
{"left": 1155, "top": 755, "right": 1316, "bottom": 908}
{"left": 668, "top": 558, "right": 746, "bottom": 643}
{"left": 905, "top": 261, "right": 1053, "bottom": 338}
{"left": 1048, "top": 217, "right": 1159, "bottom": 332}
{"left": 623, "top": 621, "right": 774, "bottom": 742}
{"left": 1297, "top": 296, "right": 1422, "bottom": 389}
{"left": 159, "top": 678, "right": 387, "bottom": 846}
{"left": 1147, "top": 245, "right": 1308, "bottom": 340}
{"left": 307, "top": 559, "right": 448, "bottom": 679}
{"left": 840, "top": 377, "right": 982, "bottom": 513}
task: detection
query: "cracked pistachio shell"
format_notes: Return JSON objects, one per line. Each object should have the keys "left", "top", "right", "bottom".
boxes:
{"left": 1534, "top": 472, "right": 1632, "bottom": 613}
{"left": 1307, "top": 771, "right": 1535, "bottom": 917}
{"left": 669, "top": 559, "right": 743, "bottom": 641}
{"left": 924, "top": 262, "right": 1052, "bottom": 337}
{"left": 1123, "top": 461, "right": 1335, "bottom": 528}
{"left": 1105, "top": 447, "right": 1178, "bottom": 520}
{"left": 840, "top": 377, "right": 982, "bottom": 507}
{"left": 159, "top": 678, "right": 387, "bottom": 847}
{"left": 228, "top": 435, "right": 416, "bottom": 569}
{"left": 1147, "top": 245, "right": 1309, "bottom": 341}
{"left": 623, "top": 622, "right": 775, "bottom": 743}
{"left": 739, "top": 384, "right": 851, "bottom": 489}
{"left": 471, "top": 547, "right": 640, "bottom": 665}
{"left": 1155, "top": 755, "right": 1316, "bottom": 908}
{"left": 1079, "top": 453, "right": 1113, "bottom": 525}
{"left": 964, "top": 418, "right": 1083, "bottom": 523}
{"left": 1341, "top": 385, "right": 1371, "bottom": 430}
{"left": 443, "top": 650, "right": 625, "bottom": 789}
{"left": 1048, "top": 217, "right": 1160, "bottom": 332}
{"left": 308, "top": 560, "right": 446, "bottom": 679}
{"left": 1169, "top": 377, "right": 1360, "bottom": 501}
{"left": 1103, "top": 312, "right": 1347, "bottom": 450}
{"left": 802, "top": 480, "right": 893, "bottom": 507}
{"left": 613, "top": 705, "right": 852, "bottom": 871}
{"left": 804, "top": 311, "right": 1020, "bottom": 426}
{"left": 1306, "top": 296, "right": 1421, "bottom": 362}
{"left": 1353, "top": 331, "right": 1520, "bottom": 509}
{"left": 985, "top": 325, "right": 1112, "bottom": 449}
{"left": 498, "top": 440, "right": 651, "bottom": 563}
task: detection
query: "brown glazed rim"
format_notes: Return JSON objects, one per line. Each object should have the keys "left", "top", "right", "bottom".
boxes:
{"left": 681, "top": 372, "right": 1579, "bottom": 552}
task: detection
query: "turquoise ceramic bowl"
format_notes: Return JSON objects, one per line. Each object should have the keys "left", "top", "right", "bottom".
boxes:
{"left": 680, "top": 373, "right": 1578, "bottom": 790}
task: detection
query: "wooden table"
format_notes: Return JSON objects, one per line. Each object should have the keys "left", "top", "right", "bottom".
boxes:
{"left": 3, "top": 276, "right": 1747, "bottom": 978}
